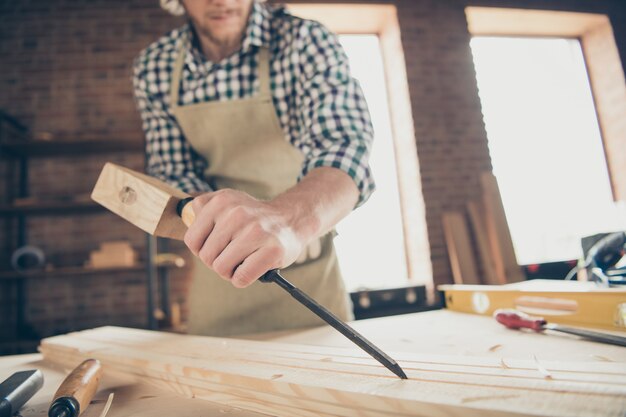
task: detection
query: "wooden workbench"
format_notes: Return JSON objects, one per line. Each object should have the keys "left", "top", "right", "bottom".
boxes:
{"left": 2, "top": 310, "right": 625, "bottom": 416}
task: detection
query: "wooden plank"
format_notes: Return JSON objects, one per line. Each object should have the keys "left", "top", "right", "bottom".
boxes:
{"left": 0, "top": 353, "right": 263, "bottom": 417}
{"left": 41, "top": 348, "right": 613, "bottom": 417}
{"left": 43, "top": 348, "right": 626, "bottom": 417}
{"left": 442, "top": 211, "right": 481, "bottom": 284}
{"left": 480, "top": 173, "right": 525, "bottom": 283}
{"left": 45, "top": 326, "right": 626, "bottom": 378}
{"left": 88, "top": 241, "right": 137, "bottom": 268}
{"left": 41, "top": 330, "right": 624, "bottom": 414}
{"left": 467, "top": 200, "right": 501, "bottom": 285}
{"left": 39, "top": 327, "right": 626, "bottom": 417}
{"left": 41, "top": 332, "right": 626, "bottom": 386}
{"left": 260, "top": 310, "right": 626, "bottom": 364}
{"left": 41, "top": 350, "right": 389, "bottom": 417}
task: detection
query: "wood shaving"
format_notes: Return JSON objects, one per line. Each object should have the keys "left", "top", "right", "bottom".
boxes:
{"left": 488, "top": 344, "right": 502, "bottom": 352}
{"left": 462, "top": 394, "right": 519, "bottom": 403}
{"left": 591, "top": 355, "right": 614, "bottom": 362}
{"left": 533, "top": 355, "right": 552, "bottom": 379}
{"left": 98, "top": 393, "right": 114, "bottom": 417}
{"left": 499, "top": 358, "right": 510, "bottom": 369}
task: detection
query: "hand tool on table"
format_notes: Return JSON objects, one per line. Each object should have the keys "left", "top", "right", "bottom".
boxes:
{"left": 494, "top": 309, "right": 626, "bottom": 347}
{"left": 91, "top": 162, "right": 408, "bottom": 379}
{"left": 0, "top": 369, "right": 44, "bottom": 417}
{"left": 48, "top": 359, "right": 102, "bottom": 417}
{"left": 583, "top": 231, "right": 625, "bottom": 286}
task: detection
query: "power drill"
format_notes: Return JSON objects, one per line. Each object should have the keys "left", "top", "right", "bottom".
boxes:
{"left": 584, "top": 231, "right": 626, "bottom": 286}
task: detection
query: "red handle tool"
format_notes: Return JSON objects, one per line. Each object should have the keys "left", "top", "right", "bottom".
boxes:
{"left": 494, "top": 309, "right": 547, "bottom": 331}
{"left": 494, "top": 309, "right": 626, "bottom": 347}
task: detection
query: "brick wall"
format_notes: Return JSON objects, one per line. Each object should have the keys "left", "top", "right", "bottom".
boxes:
{"left": 394, "top": 0, "right": 495, "bottom": 286}
{"left": 0, "top": 0, "right": 624, "bottom": 351}
{"left": 0, "top": 0, "right": 192, "bottom": 350}
{"left": 0, "top": 0, "right": 186, "bottom": 134}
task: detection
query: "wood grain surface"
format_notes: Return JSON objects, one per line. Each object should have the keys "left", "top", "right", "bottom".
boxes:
{"left": 39, "top": 325, "right": 626, "bottom": 417}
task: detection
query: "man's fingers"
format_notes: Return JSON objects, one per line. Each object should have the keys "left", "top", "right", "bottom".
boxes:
{"left": 231, "top": 246, "right": 283, "bottom": 288}
{"left": 182, "top": 189, "right": 300, "bottom": 288}
{"left": 183, "top": 216, "right": 214, "bottom": 255}
{"left": 184, "top": 192, "right": 236, "bottom": 254}
{"left": 211, "top": 233, "right": 264, "bottom": 280}
{"left": 197, "top": 221, "right": 234, "bottom": 271}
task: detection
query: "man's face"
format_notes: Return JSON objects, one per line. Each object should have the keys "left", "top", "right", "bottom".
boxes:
{"left": 182, "top": 0, "right": 254, "bottom": 46}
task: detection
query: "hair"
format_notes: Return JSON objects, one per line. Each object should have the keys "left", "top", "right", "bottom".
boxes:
{"left": 160, "top": 0, "right": 185, "bottom": 16}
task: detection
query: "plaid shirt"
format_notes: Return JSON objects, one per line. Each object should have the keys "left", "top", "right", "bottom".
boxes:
{"left": 132, "top": 2, "right": 375, "bottom": 206}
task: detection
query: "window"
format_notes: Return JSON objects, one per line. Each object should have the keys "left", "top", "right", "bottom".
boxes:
{"left": 287, "top": 4, "right": 429, "bottom": 291}
{"left": 334, "top": 35, "right": 408, "bottom": 291}
{"left": 470, "top": 37, "right": 626, "bottom": 264}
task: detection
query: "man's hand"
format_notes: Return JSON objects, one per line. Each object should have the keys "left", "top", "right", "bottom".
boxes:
{"left": 184, "top": 167, "right": 359, "bottom": 288}
{"left": 184, "top": 189, "right": 308, "bottom": 288}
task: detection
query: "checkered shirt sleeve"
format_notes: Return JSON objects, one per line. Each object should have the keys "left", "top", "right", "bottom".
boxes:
{"left": 295, "top": 21, "right": 375, "bottom": 206}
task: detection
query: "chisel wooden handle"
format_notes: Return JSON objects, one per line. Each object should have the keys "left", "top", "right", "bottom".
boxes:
{"left": 49, "top": 359, "right": 102, "bottom": 417}
{"left": 178, "top": 197, "right": 196, "bottom": 227}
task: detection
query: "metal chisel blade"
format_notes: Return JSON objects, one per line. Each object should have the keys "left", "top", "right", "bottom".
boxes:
{"left": 260, "top": 270, "right": 408, "bottom": 379}
{"left": 545, "top": 324, "right": 626, "bottom": 347}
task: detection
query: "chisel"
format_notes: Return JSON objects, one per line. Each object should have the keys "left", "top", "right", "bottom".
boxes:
{"left": 494, "top": 309, "right": 626, "bottom": 347}
{"left": 0, "top": 369, "right": 44, "bottom": 417}
{"left": 178, "top": 197, "right": 408, "bottom": 379}
{"left": 48, "top": 359, "right": 102, "bottom": 417}
{"left": 259, "top": 269, "right": 408, "bottom": 379}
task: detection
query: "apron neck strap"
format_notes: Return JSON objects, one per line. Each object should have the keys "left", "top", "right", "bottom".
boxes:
{"left": 170, "top": 40, "right": 186, "bottom": 110}
{"left": 170, "top": 44, "right": 272, "bottom": 109}
{"left": 257, "top": 47, "right": 271, "bottom": 97}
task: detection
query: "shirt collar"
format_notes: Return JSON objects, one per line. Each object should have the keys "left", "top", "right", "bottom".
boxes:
{"left": 182, "top": 1, "right": 271, "bottom": 71}
{"left": 241, "top": 1, "right": 272, "bottom": 53}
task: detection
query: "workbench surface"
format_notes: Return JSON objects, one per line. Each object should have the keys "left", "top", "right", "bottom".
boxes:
{"left": 2, "top": 310, "right": 625, "bottom": 417}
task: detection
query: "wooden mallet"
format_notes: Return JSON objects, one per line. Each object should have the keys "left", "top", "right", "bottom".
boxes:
{"left": 91, "top": 162, "right": 193, "bottom": 241}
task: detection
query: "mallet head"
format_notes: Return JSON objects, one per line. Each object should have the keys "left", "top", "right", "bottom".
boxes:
{"left": 91, "top": 163, "right": 190, "bottom": 240}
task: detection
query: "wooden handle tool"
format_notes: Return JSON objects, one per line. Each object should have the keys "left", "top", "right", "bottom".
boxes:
{"left": 48, "top": 359, "right": 102, "bottom": 417}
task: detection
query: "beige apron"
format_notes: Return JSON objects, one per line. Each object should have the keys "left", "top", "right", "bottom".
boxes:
{"left": 170, "top": 44, "right": 352, "bottom": 337}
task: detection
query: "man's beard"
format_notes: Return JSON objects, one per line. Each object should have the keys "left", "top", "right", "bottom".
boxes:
{"left": 197, "top": 23, "right": 242, "bottom": 47}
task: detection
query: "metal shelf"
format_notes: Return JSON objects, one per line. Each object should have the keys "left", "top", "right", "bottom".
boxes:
{"left": 0, "top": 138, "right": 144, "bottom": 157}
{"left": 0, "top": 339, "right": 39, "bottom": 355}
{"left": 0, "top": 199, "right": 104, "bottom": 215}
{"left": 0, "top": 114, "right": 169, "bottom": 335}
{"left": 0, "top": 262, "right": 183, "bottom": 280}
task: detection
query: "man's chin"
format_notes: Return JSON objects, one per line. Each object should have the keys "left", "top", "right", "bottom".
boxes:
{"left": 211, "top": 28, "right": 234, "bottom": 38}
{"left": 200, "top": 27, "right": 242, "bottom": 45}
